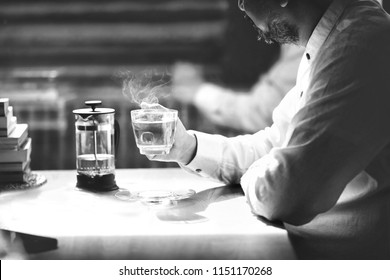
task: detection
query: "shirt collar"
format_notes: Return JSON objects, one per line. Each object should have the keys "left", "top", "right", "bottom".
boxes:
{"left": 305, "top": 0, "right": 353, "bottom": 62}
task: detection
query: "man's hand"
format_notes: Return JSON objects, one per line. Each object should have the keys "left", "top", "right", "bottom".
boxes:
{"left": 140, "top": 102, "right": 197, "bottom": 165}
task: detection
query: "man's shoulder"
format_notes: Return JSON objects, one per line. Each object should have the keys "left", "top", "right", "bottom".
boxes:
{"left": 341, "top": 0, "right": 390, "bottom": 46}
{"left": 318, "top": 3, "right": 390, "bottom": 62}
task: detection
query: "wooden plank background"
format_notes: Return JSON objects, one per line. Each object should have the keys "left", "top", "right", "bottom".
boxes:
{"left": 0, "top": 0, "right": 280, "bottom": 170}
{"left": 0, "top": 0, "right": 227, "bottom": 69}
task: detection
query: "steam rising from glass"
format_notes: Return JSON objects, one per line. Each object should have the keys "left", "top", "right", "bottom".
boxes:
{"left": 121, "top": 70, "right": 170, "bottom": 106}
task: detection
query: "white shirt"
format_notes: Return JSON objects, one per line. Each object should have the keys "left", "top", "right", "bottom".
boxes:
{"left": 183, "top": 0, "right": 390, "bottom": 259}
{"left": 194, "top": 45, "right": 304, "bottom": 132}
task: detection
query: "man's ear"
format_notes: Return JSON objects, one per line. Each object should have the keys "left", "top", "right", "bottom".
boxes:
{"left": 280, "top": 0, "right": 289, "bottom": 8}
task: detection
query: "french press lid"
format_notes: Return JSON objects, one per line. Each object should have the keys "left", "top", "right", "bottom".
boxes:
{"left": 72, "top": 100, "right": 115, "bottom": 117}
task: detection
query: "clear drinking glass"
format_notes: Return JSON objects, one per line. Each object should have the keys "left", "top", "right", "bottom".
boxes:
{"left": 130, "top": 108, "right": 178, "bottom": 155}
{"left": 118, "top": 108, "right": 194, "bottom": 206}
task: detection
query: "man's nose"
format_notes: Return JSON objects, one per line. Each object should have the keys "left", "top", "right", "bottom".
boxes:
{"left": 238, "top": 0, "right": 245, "bottom": 11}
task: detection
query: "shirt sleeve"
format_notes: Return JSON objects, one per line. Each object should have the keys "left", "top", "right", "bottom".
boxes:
{"left": 182, "top": 86, "right": 300, "bottom": 184}
{"left": 193, "top": 45, "right": 304, "bottom": 133}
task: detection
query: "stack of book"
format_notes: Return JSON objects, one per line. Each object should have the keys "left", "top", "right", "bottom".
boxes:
{"left": 0, "top": 98, "right": 32, "bottom": 184}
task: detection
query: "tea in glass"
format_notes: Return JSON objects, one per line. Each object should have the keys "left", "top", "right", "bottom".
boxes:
{"left": 131, "top": 109, "right": 178, "bottom": 155}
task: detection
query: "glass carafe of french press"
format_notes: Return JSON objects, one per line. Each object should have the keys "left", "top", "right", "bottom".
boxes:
{"left": 73, "top": 100, "right": 119, "bottom": 192}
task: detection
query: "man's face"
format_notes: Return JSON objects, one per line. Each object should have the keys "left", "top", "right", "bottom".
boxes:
{"left": 238, "top": 0, "right": 299, "bottom": 45}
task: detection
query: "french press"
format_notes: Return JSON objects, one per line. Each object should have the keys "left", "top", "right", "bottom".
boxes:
{"left": 73, "top": 100, "right": 119, "bottom": 192}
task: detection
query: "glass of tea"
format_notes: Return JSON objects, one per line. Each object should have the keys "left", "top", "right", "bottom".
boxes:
{"left": 131, "top": 108, "right": 178, "bottom": 155}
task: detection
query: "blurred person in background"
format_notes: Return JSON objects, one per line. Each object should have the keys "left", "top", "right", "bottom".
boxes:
{"left": 172, "top": 44, "right": 304, "bottom": 133}
{"left": 145, "top": 0, "right": 390, "bottom": 259}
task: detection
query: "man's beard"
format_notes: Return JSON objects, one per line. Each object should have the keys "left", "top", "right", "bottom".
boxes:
{"left": 244, "top": 13, "right": 299, "bottom": 45}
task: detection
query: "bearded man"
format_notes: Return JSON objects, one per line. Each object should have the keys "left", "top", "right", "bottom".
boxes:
{"left": 144, "top": 0, "right": 390, "bottom": 259}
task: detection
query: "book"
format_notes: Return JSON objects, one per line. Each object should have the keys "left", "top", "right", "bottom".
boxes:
{"left": 0, "top": 107, "right": 14, "bottom": 128}
{"left": 0, "top": 139, "right": 24, "bottom": 151}
{"left": 0, "top": 123, "right": 28, "bottom": 146}
{"left": 0, "top": 98, "right": 9, "bottom": 116}
{"left": 0, "top": 169, "right": 31, "bottom": 183}
{"left": 0, "top": 160, "right": 30, "bottom": 172}
{"left": 0, "top": 137, "right": 32, "bottom": 163}
{"left": 0, "top": 117, "right": 17, "bottom": 137}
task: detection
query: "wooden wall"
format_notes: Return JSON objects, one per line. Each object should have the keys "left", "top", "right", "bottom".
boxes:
{"left": 0, "top": 0, "right": 225, "bottom": 65}
{"left": 0, "top": 0, "right": 279, "bottom": 170}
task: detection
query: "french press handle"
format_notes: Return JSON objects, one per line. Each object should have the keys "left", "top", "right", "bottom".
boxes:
{"left": 114, "top": 120, "right": 120, "bottom": 155}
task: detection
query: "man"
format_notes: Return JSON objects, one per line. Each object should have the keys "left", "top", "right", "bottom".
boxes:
{"left": 171, "top": 44, "right": 304, "bottom": 133}
{"left": 145, "top": 0, "right": 390, "bottom": 259}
